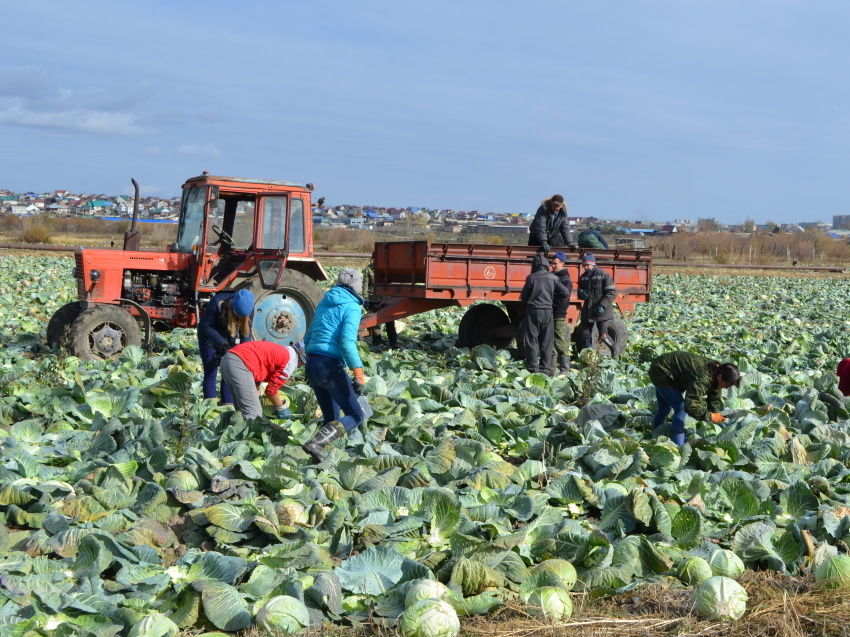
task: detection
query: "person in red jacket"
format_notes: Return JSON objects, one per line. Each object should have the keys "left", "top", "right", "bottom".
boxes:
{"left": 220, "top": 340, "right": 305, "bottom": 421}
{"left": 837, "top": 359, "right": 850, "bottom": 396}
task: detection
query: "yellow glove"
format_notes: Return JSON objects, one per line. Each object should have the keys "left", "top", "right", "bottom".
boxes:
{"left": 710, "top": 412, "right": 726, "bottom": 424}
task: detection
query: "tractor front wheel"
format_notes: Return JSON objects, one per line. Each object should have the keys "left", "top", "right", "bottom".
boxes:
{"left": 67, "top": 305, "right": 142, "bottom": 361}
{"left": 236, "top": 269, "right": 324, "bottom": 346}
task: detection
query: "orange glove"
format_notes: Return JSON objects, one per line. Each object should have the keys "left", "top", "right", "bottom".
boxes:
{"left": 710, "top": 412, "right": 726, "bottom": 424}
{"left": 352, "top": 368, "right": 365, "bottom": 385}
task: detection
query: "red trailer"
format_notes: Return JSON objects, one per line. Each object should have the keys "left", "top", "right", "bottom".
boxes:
{"left": 360, "top": 241, "right": 653, "bottom": 356}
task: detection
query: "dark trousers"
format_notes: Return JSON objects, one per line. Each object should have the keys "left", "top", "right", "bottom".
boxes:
{"left": 576, "top": 319, "right": 608, "bottom": 351}
{"left": 369, "top": 320, "right": 398, "bottom": 347}
{"left": 553, "top": 317, "right": 570, "bottom": 366}
{"left": 305, "top": 354, "right": 365, "bottom": 433}
{"left": 521, "top": 309, "right": 554, "bottom": 375}
{"left": 199, "top": 343, "right": 233, "bottom": 404}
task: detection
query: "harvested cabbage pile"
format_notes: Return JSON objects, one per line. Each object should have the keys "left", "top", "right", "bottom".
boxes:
{"left": 1, "top": 258, "right": 850, "bottom": 635}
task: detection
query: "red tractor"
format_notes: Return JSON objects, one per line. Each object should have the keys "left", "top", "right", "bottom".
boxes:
{"left": 47, "top": 173, "right": 328, "bottom": 360}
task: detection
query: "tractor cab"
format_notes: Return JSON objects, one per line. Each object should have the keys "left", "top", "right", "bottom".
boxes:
{"left": 48, "top": 173, "right": 327, "bottom": 361}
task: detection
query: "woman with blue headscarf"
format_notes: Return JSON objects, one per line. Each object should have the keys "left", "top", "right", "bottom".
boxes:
{"left": 197, "top": 288, "right": 254, "bottom": 404}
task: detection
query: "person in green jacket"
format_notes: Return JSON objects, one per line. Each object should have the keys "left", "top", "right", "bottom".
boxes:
{"left": 648, "top": 351, "right": 741, "bottom": 446}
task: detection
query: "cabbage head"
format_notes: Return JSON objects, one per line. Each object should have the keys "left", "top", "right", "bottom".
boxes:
{"left": 405, "top": 579, "right": 450, "bottom": 608}
{"left": 815, "top": 555, "right": 850, "bottom": 589}
{"left": 677, "top": 556, "right": 713, "bottom": 586}
{"left": 708, "top": 549, "right": 745, "bottom": 578}
{"left": 256, "top": 595, "right": 310, "bottom": 635}
{"left": 530, "top": 559, "right": 577, "bottom": 591}
{"left": 400, "top": 598, "right": 460, "bottom": 637}
{"left": 128, "top": 614, "right": 179, "bottom": 637}
{"left": 526, "top": 586, "right": 573, "bottom": 621}
{"left": 693, "top": 576, "right": 748, "bottom": 621}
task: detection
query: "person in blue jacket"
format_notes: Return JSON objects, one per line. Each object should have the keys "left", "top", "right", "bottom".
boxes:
{"left": 301, "top": 268, "right": 367, "bottom": 462}
{"left": 197, "top": 289, "right": 255, "bottom": 404}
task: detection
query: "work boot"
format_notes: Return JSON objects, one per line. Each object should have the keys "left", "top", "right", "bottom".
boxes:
{"left": 302, "top": 421, "right": 345, "bottom": 463}
{"left": 371, "top": 333, "right": 383, "bottom": 347}
{"left": 601, "top": 334, "right": 615, "bottom": 349}
{"left": 558, "top": 357, "right": 570, "bottom": 374}
{"left": 388, "top": 339, "right": 399, "bottom": 350}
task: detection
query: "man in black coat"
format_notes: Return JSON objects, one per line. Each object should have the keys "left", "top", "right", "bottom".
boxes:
{"left": 550, "top": 251, "right": 573, "bottom": 374}
{"left": 520, "top": 253, "right": 572, "bottom": 376}
{"left": 576, "top": 253, "right": 617, "bottom": 352}
{"left": 528, "top": 195, "right": 575, "bottom": 252}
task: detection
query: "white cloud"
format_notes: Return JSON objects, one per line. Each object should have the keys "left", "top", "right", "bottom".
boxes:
{"left": 176, "top": 143, "right": 222, "bottom": 158}
{"left": 0, "top": 106, "right": 147, "bottom": 135}
{"left": 144, "top": 146, "right": 164, "bottom": 156}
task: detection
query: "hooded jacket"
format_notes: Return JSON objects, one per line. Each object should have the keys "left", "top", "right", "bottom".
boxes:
{"left": 528, "top": 199, "right": 573, "bottom": 247}
{"left": 838, "top": 359, "right": 850, "bottom": 397}
{"left": 578, "top": 265, "right": 617, "bottom": 322}
{"left": 552, "top": 268, "right": 573, "bottom": 319}
{"left": 521, "top": 254, "right": 572, "bottom": 310}
{"left": 198, "top": 292, "right": 253, "bottom": 351}
{"left": 304, "top": 285, "right": 364, "bottom": 370}
{"left": 648, "top": 351, "right": 724, "bottom": 421}
{"left": 577, "top": 229, "right": 609, "bottom": 249}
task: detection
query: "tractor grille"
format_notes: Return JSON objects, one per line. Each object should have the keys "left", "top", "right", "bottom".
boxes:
{"left": 75, "top": 253, "right": 85, "bottom": 299}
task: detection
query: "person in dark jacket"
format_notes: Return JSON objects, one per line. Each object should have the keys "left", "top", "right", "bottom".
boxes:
{"left": 528, "top": 195, "right": 575, "bottom": 252}
{"left": 361, "top": 262, "right": 398, "bottom": 349}
{"left": 837, "top": 359, "right": 850, "bottom": 396}
{"left": 302, "top": 268, "right": 368, "bottom": 463}
{"left": 520, "top": 253, "right": 572, "bottom": 375}
{"left": 575, "top": 253, "right": 617, "bottom": 352}
{"left": 649, "top": 351, "right": 740, "bottom": 445}
{"left": 550, "top": 251, "right": 573, "bottom": 374}
{"left": 577, "top": 225, "right": 609, "bottom": 249}
{"left": 197, "top": 289, "right": 255, "bottom": 404}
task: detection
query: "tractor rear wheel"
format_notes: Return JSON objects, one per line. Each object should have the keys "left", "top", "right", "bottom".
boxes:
{"left": 588, "top": 314, "right": 628, "bottom": 360}
{"left": 457, "top": 303, "right": 513, "bottom": 349}
{"left": 236, "top": 269, "right": 324, "bottom": 346}
{"left": 47, "top": 302, "right": 83, "bottom": 349}
{"left": 67, "top": 305, "right": 142, "bottom": 361}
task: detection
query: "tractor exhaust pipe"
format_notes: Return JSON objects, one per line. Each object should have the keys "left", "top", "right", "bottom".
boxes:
{"left": 123, "top": 178, "right": 142, "bottom": 251}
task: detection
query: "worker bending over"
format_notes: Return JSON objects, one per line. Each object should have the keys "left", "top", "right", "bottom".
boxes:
{"left": 649, "top": 351, "right": 740, "bottom": 446}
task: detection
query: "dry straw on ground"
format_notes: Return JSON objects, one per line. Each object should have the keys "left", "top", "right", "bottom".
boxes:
{"left": 222, "top": 573, "right": 850, "bottom": 637}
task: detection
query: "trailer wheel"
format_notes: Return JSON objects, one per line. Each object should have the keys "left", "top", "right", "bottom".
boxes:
{"left": 67, "top": 305, "right": 142, "bottom": 361}
{"left": 237, "top": 269, "right": 324, "bottom": 346}
{"left": 47, "top": 302, "right": 83, "bottom": 349}
{"left": 457, "top": 303, "right": 513, "bottom": 349}
{"left": 590, "top": 314, "right": 628, "bottom": 360}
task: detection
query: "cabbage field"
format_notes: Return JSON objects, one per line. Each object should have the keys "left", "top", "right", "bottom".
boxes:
{"left": 2, "top": 255, "right": 850, "bottom": 636}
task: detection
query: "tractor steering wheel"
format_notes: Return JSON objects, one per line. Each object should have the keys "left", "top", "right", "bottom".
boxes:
{"left": 211, "top": 225, "right": 234, "bottom": 247}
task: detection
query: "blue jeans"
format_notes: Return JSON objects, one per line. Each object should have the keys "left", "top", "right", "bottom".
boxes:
{"left": 653, "top": 385, "right": 686, "bottom": 443}
{"left": 305, "top": 354, "right": 364, "bottom": 433}
{"left": 200, "top": 343, "right": 233, "bottom": 404}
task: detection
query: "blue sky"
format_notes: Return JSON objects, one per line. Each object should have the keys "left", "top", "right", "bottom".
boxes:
{"left": 1, "top": 1, "right": 848, "bottom": 223}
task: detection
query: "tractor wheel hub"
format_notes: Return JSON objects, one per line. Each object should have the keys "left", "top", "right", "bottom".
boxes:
{"left": 91, "top": 325, "right": 123, "bottom": 355}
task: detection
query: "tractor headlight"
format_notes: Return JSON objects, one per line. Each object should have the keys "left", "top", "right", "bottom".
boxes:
{"left": 90, "top": 270, "right": 101, "bottom": 282}
{"left": 71, "top": 267, "right": 77, "bottom": 278}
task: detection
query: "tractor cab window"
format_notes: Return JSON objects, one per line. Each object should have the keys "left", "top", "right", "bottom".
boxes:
{"left": 176, "top": 185, "right": 206, "bottom": 252}
{"left": 259, "top": 196, "right": 288, "bottom": 250}
{"left": 231, "top": 200, "right": 255, "bottom": 249}
{"left": 289, "top": 198, "right": 306, "bottom": 253}
{"left": 206, "top": 194, "right": 256, "bottom": 251}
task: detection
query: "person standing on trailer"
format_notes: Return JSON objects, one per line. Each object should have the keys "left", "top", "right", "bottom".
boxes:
{"left": 520, "top": 253, "right": 572, "bottom": 376}
{"left": 219, "top": 340, "right": 304, "bottom": 421}
{"left": 577, "top": 224, "right": 610, "bottom": 249}
{"left": 576, "top": 253, "right": 617, "bottom": 352}
{"left": 528, "top": 195, "right": 576, "bottom": 253}
{"left": 550, "top": 251, "right": 573, "bottom": 374}
{"left": 362, "top": 261, "right": 398, "bottom": 349}
{"left": 197, "top": 289, "right": 255, "bottom": 404}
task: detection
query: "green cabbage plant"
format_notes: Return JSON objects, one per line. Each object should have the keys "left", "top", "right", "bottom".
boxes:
{"left": 128, "top": 614, "right": 179, "bottom": 637}
{"left": 677, "top": 556, "right": 713, "bottom": 586}
{"left": 530, "top": 559, "right": 577, "bottom": 591}
{"left": 815, "top": 555, "right": 850, "bottom": 589}
{"left": 708, "top": 549, "right": 745, "bottom": 578}
{"left": 256, "top": 595, "right": 311, "bottom": 635}
{"left": 526, "top": 586, "right": 573, "bottom": 621}
{"left": 405, "top": 579, "right": 451, "bottom": 607}
{"left": 693, "top": 576, "right": 748, "bottom": 621}
{"left": 400, "top": 598, "right": 461, "bottom": 637}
